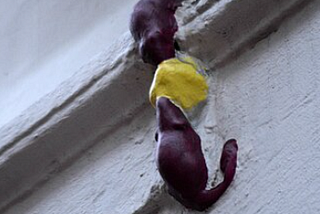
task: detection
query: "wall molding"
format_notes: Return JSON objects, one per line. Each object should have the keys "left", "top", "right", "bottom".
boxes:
{"left": 0, "top": 0, "right": 311, "bottom": 212}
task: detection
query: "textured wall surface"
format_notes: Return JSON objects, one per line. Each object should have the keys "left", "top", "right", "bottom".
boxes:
{"left": 2, "top": 0, "right": 320, "bottom": 213}
{"left": 206, "top": 1, "right": 320, "bottom": 213}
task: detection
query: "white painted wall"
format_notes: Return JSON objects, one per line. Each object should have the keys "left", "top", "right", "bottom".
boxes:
{"left": 0, "top": 0, "right": 138, "bottom": 128}
{"left": 207, "top": 1, "right": 320, "bottom": 213}
{"left": 2, "top": 0, "right": 320, "bottom": 214}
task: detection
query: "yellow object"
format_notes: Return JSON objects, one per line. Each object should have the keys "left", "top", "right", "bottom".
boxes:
{"left": 149, "top": 56, "right": 208, "bottom": 110}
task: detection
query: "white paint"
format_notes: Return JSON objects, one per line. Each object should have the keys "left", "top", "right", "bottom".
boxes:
{"left": 211, "top": 2, "right": 320, "bottom": 212}
{"left": 2, "top": 0, "right": 320, "bottom": 213}
{"left": 0, "top": 0, "right": 139, "bottom": 128}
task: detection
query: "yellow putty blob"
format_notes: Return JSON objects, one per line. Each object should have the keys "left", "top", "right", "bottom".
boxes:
{"left": 149, "top": 56, "right": 208, "bottom": 110}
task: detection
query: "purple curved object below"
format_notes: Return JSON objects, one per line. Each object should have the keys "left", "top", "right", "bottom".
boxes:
{"left": 130, "top": 0, "right": 183, "bottom": 65}
{"left": 156, "top": 97, "right": 238, "bottom": 211}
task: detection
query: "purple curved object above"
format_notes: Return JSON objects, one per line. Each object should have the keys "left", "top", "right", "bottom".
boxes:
{"left": 130, "top": 0, "right": 183, "bottom": 65}
{"left": 156, "top": 97, "right": 238, "bottom": 211}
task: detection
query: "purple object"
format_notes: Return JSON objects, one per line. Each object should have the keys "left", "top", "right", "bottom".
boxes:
{"left": 130, "top": 0, "right": 183, "bottom": 65}
{"left": 155, "top": 97, "right": 238, "bottom": 211}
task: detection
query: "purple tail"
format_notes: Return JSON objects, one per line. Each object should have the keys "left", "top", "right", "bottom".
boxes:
{"left": 193, "top": 139, "right": 238, "bottom": 211}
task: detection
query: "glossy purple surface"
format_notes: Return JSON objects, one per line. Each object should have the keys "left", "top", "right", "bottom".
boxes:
{"left": 156, "top": 97, "right": 238, "bottom": 211}
{"left": 130, "top": 0, "right": 183, "bottom": 65}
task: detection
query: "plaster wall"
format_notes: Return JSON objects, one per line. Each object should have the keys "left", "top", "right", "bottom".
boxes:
{"left": 2, "top": 0, "right": 320, "bottom": 214}
{"left": 0, "top": 0, "right": 139, "bottom": 128}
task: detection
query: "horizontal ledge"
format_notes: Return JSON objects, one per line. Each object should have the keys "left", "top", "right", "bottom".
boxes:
{"left": 0, "top": 33, "right": 155, "bottom": 212}
{"left": 177, "top": 0, "right": 311, "bottom": 68}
